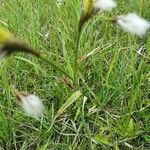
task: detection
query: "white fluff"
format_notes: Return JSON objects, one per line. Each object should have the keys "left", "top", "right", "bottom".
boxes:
{"left": 94, "top": 0, "right": 117, "bottom": 12}
{"left": 116, "top": 13, "right": 150, "bottom": 36}
{"left": 20, "top": 94, "right": 44, "bottom": 119}
{"left": 56, "top": 0, "right": 64, "bottom": 6}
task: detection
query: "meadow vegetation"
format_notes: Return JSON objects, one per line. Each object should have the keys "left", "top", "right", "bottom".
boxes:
{"left": 0, "top": 0, "right": 150, "bottom": 149}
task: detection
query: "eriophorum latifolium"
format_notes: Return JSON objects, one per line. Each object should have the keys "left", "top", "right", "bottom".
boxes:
{"left": 0, "top": 27, "right": 41, "bottom": 58}
{"left": 14, "top": 90, "right": 44, "bottom": 119}
{"left": 0, "top": 0, "right": 150, "bottom": 149}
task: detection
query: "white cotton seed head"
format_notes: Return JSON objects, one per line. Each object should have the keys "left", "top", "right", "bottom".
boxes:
{"left": 116, "top": 13, "right": 150, "bottom": 36}
{"left": 94, "top": 0, "right": 117, "bottom": 12}
{"left": 56, "top": 0, "right": 64, "bottom": 6}
{"left": 20, "top": 94, "right": 44, "bottom": 119}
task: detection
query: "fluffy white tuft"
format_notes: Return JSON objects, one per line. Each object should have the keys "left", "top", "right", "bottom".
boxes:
{"left": 56, "top": 0, "right": 64, "bottom": 6}
{"left": 116, "top": 13, "right": 150, "bottom": 36}
{"left": 94, "top": 0, "right": 117, "bottom": 12}
{"left": 20, "top": 94, "right": 44, "bottom": 119}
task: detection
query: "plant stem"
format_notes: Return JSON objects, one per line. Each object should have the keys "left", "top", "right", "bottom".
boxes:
{"left": 74, "top": 31, "right": 81, "bottom": 82}
{"left": 74, "top": 15, "right": 112, "bottom": 82}
{"left": 98, "top": 16, "right": 113, "bottom": 21}
{"left": 37, "top": 54, "right": 77, "bottom": 85}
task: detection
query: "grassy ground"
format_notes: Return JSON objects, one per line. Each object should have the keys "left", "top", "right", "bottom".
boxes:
{"left": 0, "top": 0, "right": 150, "bottom": 149}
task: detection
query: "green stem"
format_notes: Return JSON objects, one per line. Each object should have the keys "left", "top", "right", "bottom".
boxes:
{"left": 4, "top": 38, "right": 76, "bottom": 85}
{"left": 37, "top": 54, "right": 77, "bottom": 85}
{"left": 74, "top": 31, "right": 81, "bottom": 82}
{"left": 97, "top": 16, "right": 113, "bottom": 21}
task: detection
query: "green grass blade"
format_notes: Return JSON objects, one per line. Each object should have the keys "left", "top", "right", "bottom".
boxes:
{"left": 55, "top": 91, "right": 82, "bottom": 119}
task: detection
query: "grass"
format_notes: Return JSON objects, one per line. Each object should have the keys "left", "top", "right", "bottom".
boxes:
{"left": 0, "top": 0, "right": 150, "bottom": 149}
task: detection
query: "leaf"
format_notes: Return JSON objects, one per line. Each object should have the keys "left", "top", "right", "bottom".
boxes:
{"left": 128, "top": 118, "right": 134, "bottom": 133}
{"left": 113, "top": 143, "right": 119, "bottom": 150}
{"left": 146, "top": 36, "right": 150, "bottom": 54}
{"left": 14, "top": 56, "right": 44, "bottom": 74}
{"left": 139, "top": 108, "right": 150, "bottom": 119}
{"left": 74, "top": 107, "right": 81, "bottom": 121}
{"left": 92, "top": 135, "right": 110, "bottom": 145}
{"left": 55, "top": 91, "right": 82, "bottom": 118}
{"left": 144, "top": 135, "right": 150, "bottom": 143}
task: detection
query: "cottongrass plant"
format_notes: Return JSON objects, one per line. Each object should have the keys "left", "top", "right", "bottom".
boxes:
{"left": 79, "top": 0, "right": 150, "bottom": 34}
{"left": 0, "top": 28, "right": 75, "bottom": 82}
{"left": 94, "top": 0, "right": 117, "bottom": 12}
{"left": 0, "top": 0, "right": 150, "bottom": 122}
{"left": 0, "top": 0, "right": 150, "bottom": 148}
{"left": 0, "top": 28, "right": 40, "bottom": 58}
{"left": 15, "top": 91, "right": 44, "bottom": 119}
{"left": 113, "top": 13, "right": 150, "bottom": 36}
{"left": 77, "top": 0, "right": 150, "bottom": 80}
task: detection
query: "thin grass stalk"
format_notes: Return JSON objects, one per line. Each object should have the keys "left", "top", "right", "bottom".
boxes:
{"left": 74, "top": 31, "right": 81, "bottom": 82}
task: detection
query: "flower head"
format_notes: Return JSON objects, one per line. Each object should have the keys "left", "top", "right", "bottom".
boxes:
{"left": 56, "top": 0, "right": 65, "bottom": 6}
{"left": 0, "top": 28, "right": 12, "bottom": 58}
{"left": 78, "top": 0, "right": 94, "bottom": 32}
{"left": 78, "top": 0, "right": 117, "bottom": 31}
{"left": 16, "top": 92, "right": 44, "bottom": 119}
{"left": 94, "top": 0, "right": 117, "bottom": 12}
{"left": 0, "top": 28, "right": 12, "bottom": 44}
{"left": 83, "top": 0, "right": 94, "bottom": 16}
{"left": 0, "top": 27, "right": 40, "bottom": 59}
{"left": 114, "top": 13, "right": 150, "bottom": 36}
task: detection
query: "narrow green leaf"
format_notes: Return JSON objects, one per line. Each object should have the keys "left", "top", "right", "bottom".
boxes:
{"left": 14, "top": 56, "right": 44, "bottom": 73}
{"left": 139, "top": 108, "right": 150, "bottom": 119}
{"left": 146, "top": 36, "right": 150, "bottom": 54}
{"left": 92, "top": 135, "right": 110, "bottom": 145}
{"left": 144, "top": 135, "right": 150, "bottom": 143}
{"left": 113, "top": 143, "right": 119, "bottom": 150}
{"left": 128, "top": 118, "right": 134, "bottom": 133}
{"left": 55, "top": 91, "right": 82, "bottom": 118}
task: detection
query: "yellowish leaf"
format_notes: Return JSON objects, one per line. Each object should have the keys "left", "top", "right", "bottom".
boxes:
{"left": 92, "top": 135, "right": 110, "bottom": 145}
{"left": 55, "top": 91, "right": 82, "bottom": 118}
